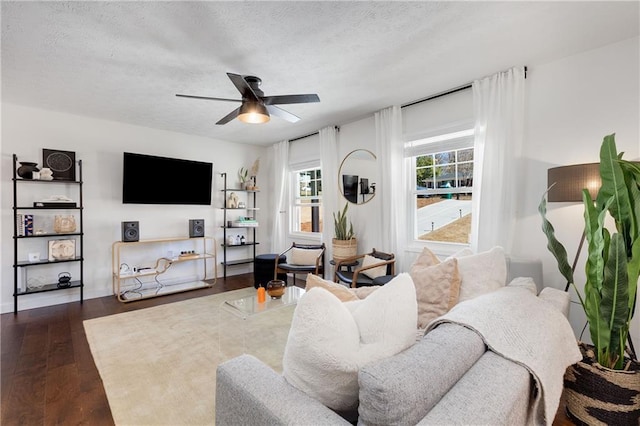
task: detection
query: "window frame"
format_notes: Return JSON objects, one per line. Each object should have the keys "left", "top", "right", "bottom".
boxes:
{"left": 289, "top": 163, "right": 323, "bottom": 239}
{"left": 405, "top": 129, "right": 475, "bottom": 249}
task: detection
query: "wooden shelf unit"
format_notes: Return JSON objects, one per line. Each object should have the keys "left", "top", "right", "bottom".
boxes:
{"left": 111, "top": 236, "right": 217, "bottom": 303}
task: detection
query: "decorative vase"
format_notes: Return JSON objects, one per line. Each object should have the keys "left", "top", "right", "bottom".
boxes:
{"left": 563, "top": 342, "right": 640, "bottom": 425}
{"left": 17, "top": 162, "right": 39, "bottom": 179}
{"left": 266, "top": 279, "right": 286, "bottom": 299}
{"left": 332, "top": 237, "right": 358, "bottom": 262}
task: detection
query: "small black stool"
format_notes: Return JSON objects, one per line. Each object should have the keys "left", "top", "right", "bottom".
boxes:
{"left": 254, "top": 253, "right": 288, "bottom": 289}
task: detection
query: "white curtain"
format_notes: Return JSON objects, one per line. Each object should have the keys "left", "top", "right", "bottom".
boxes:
{"left": 470, "top": 66, "right": 526, "bottom": 253}
{"left": 375, "top": 106, "right": 407, "bottom": 270}
{"left": 319, "top": 126, "right": 339, "bottom": 261}
{"left": 270, "top": 139, "right": 289, "bottom": 253}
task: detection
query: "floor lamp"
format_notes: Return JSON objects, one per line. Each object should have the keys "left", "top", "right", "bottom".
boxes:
{"left": 546, "top": 162, "right": 601, "bottom": 292}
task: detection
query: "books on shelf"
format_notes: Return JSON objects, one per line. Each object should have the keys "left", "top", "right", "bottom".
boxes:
{"left": 232, "top": 218, "right": 258, "bottom": 227}
{"left": 16, "top": 214, "right": 33, "bottom": 236}
{"left": 33, "top": 201, "right": 77, "bottom": 208}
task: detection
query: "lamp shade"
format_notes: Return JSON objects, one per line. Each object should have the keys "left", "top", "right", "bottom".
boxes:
{"left": 547, "top": 163, "right": 600, "bottom": 202}
{"left": 238, "top": 101, "right": 270, "bottom": 124}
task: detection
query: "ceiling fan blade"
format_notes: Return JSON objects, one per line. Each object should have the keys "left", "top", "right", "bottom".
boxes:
{"left": 176, "top": 94, "right": 241, "bottom": 102}
{"left": 226, "top": 73, "right": 260, "bottom": 101}
{"left": 262, "top": 94, "right": 320, "bottom": 105}
{"left": 216, "top": 107, "right": 241, "bottom": 125}
{"left": 266, "top": 105, "right": 300, "bottom": 123}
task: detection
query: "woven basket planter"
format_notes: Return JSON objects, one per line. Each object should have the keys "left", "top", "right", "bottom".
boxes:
{"left": 563, "top": 342, "right": 640, "bottom": 425}
{"left": 332, "top": 238, "right": 357, "bottom": 262}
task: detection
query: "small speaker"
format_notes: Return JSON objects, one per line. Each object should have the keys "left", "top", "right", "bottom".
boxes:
{"left": 189, "top": 219, "right": 205, "bottom": 238}
{"left": 122, "top": 221, "right": 139, "bottom": 242}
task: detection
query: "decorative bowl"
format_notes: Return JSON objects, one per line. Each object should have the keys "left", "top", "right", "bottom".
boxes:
{"left": 266, "top": 279, "right": 286, "bottom": 299}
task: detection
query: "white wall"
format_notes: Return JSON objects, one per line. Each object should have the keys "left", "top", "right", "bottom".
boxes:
{"left": 298, "top": 36, "right": 640, "bottom": 344}
{"left": 515, "top": 36, "right": 640, "bottom": 345}
{"left": 336, "top": 116, "right": 382, "bottom": 253}
{"left": 1, "top": 104, "right": 268, "bottom": 313}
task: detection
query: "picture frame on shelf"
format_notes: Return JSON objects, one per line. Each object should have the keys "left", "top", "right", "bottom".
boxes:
{"left": 43, "top": 148, "right": 76, "bottom": 181}
{"left": 48, "top": 239, "right": 76, "bottom": 261}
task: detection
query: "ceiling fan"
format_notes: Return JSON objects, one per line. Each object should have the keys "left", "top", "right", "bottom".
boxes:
{"left": 176, "top": 73, "right": 320, "bottom": 125}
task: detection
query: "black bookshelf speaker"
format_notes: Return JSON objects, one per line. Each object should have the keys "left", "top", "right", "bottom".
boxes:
{"left": 122, "top": 221, "right": 139, "bottom": 242}
{"left": 189, "top": 219, "right": 205, "bottom": 238}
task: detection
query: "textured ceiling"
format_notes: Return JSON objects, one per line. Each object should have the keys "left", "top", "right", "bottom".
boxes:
{"left": 2, "top": 1, "right": 639, "bottom": 146}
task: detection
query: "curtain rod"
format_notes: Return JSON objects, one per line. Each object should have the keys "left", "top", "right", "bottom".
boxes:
{"left": 289, "top": 125, "right": 339, "bottom": 143}
{"left": 290, "top": 66, "right": 528, "bottom": 140}
{"left": 402, "top": 66, "right": 527, "bottom": 109}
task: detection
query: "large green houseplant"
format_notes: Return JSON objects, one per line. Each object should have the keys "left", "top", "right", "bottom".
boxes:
{"left": 332, "top": 202, "right": 357, "bottom": 262}
{"left": 539, "top": 134, "right": 639, "bottom": 423}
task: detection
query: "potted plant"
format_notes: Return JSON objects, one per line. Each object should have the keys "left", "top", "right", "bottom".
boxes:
{"left": 238, "top": 167, "right": 248, "bottom": 188}
{"left": 539, "top": 134, "right": 639, "bottom": 424}
{"left": 247, "top": 158, "right": 260, "bottom": 190}
{"left": 332, "top": 202, "right": 357, "bottom": 262}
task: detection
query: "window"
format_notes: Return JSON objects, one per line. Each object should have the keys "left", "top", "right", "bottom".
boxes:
{"left": 405, "top": 129, "right": 474, "bottom": 244}
{"left": 291, "top": 167, "right": 323, "bottom": 234}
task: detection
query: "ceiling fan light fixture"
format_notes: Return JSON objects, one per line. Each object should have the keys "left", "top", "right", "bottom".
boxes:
{"left": 238, "top": 101, "right": 270, "bottom": 124}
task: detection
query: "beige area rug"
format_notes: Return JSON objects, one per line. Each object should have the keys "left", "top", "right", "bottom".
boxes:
{"left": 84, "top": 287, "right": 295, "bottom": 425}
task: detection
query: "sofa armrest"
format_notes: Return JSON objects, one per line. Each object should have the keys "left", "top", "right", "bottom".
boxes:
{"left": 539, "top": 287, "right": 571, "bottom": 318}
{"left": 417, "top": 352, "right": 531, "bottom": 425}
{"left": 216, "top": 354, "right": 349, "bottom": 426}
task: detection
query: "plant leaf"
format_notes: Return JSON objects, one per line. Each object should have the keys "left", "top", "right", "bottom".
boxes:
{"left": 601, "top": 233, "right": 629, "bottom": 368}
{"left": 538, "top": 191, "right": 574, "bottom": 285}
{"left": 598, "top": 134, "right": 633, "bottom": 248}
{"left": 583, "top": 190, "right": 609, "bottom": 360}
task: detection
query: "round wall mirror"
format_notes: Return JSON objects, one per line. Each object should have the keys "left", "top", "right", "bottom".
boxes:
{"left": 338, "top": 149, "right": 377, "bottom": 205}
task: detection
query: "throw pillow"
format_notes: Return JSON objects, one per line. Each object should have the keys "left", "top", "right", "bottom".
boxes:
{"left": 410, "top": 257, "right": 461, "bottom": 329}
{"left": 350, "top": 285, "right": 381, "bottom": 299}
{"left": 282, "top": 273, "right": 417, "bottom": 413}
{"left": 360, "top": 254, "right": 388, "bottom": 279}
{"left": 507, "top": 276, "right": 538, "bottom": 295}
{"left": 305, "top": 273, "right": 359, "bottom": 302}
{"left": 289, "top": 247, "right": 323, "bottom": 266}
{"left": 453, "top": 246, "right": 507, "bottom": 302}
{"left": 412, "top": 246, "right": 440, "bottom": 269}
{"left": 448, "top": 247, "right": 473, "bottom": 259}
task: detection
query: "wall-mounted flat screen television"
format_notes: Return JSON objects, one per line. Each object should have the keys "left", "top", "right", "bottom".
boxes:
{"left": 122, "top": 152, "right": 213, "bottom": 205}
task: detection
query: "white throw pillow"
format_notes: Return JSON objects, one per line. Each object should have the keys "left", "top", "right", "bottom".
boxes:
{"left": 289, "top": 247, "right": 323, "bottom": 265}
{"left": 282, "top": 273, "right": 417, "bottom": 413}
{"left": 507, "top": 276, "right": 538, "bottom": 295}
{"left": 453, "top": 246, "right": 507, "bottom": 302}
{"left": 360, "top": 254, "right": 388, "bottom": 279}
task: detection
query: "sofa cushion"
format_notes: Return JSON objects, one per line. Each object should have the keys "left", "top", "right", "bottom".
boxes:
{"left": 289, "top": 247, "right": 323, "bottom": 265}
{"left": 360, "top": 254, "right": 388, "bottom": 279}
{"left": 413, "top": 246, "right": 440, "bottom": 268}
{"left": 410, "top": 257, "right": 461, "bottom": 329}
{"left": 358, "top": 323, "right": 486, "bottom": 426}
{"left": 452, "top": 246, "right": 507, "bottom": 302}
{"left": 304, "top": 273, "right": 359, "bottom": 302}
{"left": 351, "top": 285, "right": 380, "bottom": 299}
{"left": 282, "top": 273, "right": 417, "bottom": 413}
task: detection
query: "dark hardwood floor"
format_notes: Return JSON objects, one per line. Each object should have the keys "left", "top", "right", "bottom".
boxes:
{"left": 1, "top": 274, "right": 255, "bottom": 425}
{"left": 1, "top": 273, "right": 574, "bottom": 425}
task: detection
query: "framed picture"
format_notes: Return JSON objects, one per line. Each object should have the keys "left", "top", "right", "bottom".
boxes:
{"left": 43, "top": 149, "right": 76, "bottom": 181}
{"left": 48, "top": 239, "right": 76, "bottom": 261}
